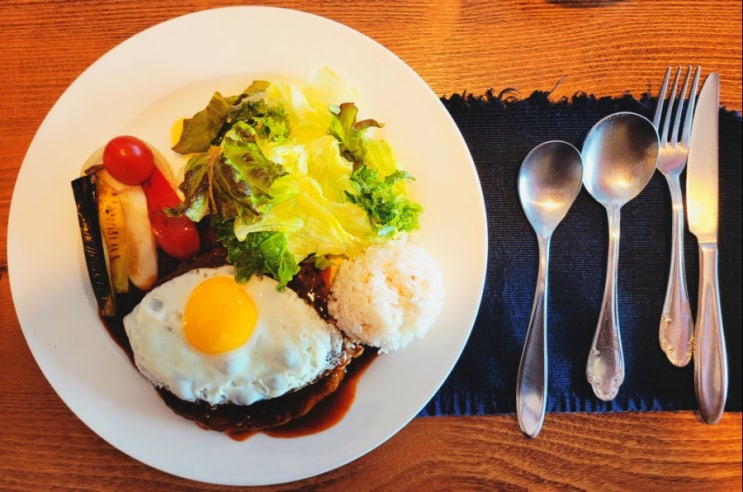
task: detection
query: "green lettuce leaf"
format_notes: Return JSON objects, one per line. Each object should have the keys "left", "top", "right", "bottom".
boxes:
{"left": 346, "top": 165, "right": 422, "bottom": 237}
{"left": 172, "top": 81, "right": 288, "bottom": 154}
{"left": 328, "top": 102, "right": 382, "bottom": 168}
{"left": 212, "top": 216, "right": 299, "bottom": 289}
{"left": 174, "top": 121, "right": 287, "bottom": 224}
{"left": 224, "top": 94, "right": 289, "bottom": 145}
{"left": 172, "top": 91, "right": 240, "bottom": 154}
{"left": 234, "top": 172, "right": 377, "bottom": 261}
{"left": 328, "top": 103, "right": 422, "bottom": 237}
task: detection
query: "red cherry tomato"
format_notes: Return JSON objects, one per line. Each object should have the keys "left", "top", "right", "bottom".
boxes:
{"left": 148, "top": 210, "right": 201, "bottom": 261}
{"left": 102, "top": 136, "right": 156, "bottom": 185}
{"left": 141, "top": 167, "right": 201, "bottom": 260}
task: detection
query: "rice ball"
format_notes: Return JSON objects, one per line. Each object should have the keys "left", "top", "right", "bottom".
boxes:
{"left": 328, "top": 237, "right": 444, "bottom": 353}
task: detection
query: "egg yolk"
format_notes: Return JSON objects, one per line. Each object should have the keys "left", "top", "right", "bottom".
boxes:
{"left": 183, "top": 276, "right": 257, "bottom": 354}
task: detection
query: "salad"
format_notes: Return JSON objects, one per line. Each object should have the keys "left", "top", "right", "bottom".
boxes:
{"left": 73, "top": 69, "right": 424, "bottom": 316}
{"left": 171, "top": 69, "right": 422, "bottom": 287}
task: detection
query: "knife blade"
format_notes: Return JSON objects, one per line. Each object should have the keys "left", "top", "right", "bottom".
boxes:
{"left": 686, "top": 71, "right": 728, "bottom": 424}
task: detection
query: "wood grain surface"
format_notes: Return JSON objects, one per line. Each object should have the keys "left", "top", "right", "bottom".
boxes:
{"left": 1, "top": 1, "right": 741, "bottom": 490}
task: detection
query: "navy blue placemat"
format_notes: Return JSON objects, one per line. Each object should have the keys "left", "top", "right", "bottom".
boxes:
{"left": 421, "top": 90, "right": 741, "bottom": 415}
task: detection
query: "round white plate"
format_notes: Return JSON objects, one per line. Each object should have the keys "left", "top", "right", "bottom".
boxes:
{"left": 8, "top": 6, "right": 487, "bottom": 486}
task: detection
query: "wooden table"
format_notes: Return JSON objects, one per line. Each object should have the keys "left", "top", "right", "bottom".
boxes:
{"left": 1, "top": 1, "right": 740, "bottom": 489}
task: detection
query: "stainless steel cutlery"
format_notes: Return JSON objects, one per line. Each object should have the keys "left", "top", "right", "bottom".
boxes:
{"left": 516, "top": 141, "right": 582, "bottom": 437}
{"left": 653, "top": 66, "right": 700, "bottom": 368}
{"left": 580, "top": 112, "right": 659, "bottom": 401}
{"left": 686, "top": 71, "right": 728, "bottom": 424}
{"left": 516, "top": 68, "right": 729, "bottom": 434}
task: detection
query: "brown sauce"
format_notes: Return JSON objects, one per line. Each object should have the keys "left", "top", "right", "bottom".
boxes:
{"left": 263, "top": 350, "right": 377, "bottom": 439}
{"left": 99, "top": 250, "right": 377, "bottom": 441}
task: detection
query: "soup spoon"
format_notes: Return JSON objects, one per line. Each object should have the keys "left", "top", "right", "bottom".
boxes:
{"left": 516, "top": 140, "right": 583, "bottom": 437}
{"left": 581, "top": 112, "right": 659, "bottom": 401}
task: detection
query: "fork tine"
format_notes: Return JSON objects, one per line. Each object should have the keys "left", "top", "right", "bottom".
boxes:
{"left": 671, "top": 66, "right": 693, "bottom": 143}
{"left": 653, "top": 67, "right": 672, "bottom": 129}
{"left": 660, "top": 67, "right": 682, "bottom": 143}
{"left": 681, "top": 66, "right": 702, "bottom": 145}
{"left": 671, "top": 65, "right": 692, "bottom": 142}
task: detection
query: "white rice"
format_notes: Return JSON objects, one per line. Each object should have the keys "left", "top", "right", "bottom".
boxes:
{"left": 327, "top": 236, "right": 444, "bottom": 353}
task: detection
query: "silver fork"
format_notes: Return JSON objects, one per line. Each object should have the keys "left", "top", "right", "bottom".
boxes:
{"left": 653, "top": 65, "right": 701, "bottom": 367}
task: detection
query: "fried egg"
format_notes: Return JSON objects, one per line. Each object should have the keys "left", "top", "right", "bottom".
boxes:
{"left": 124, "top": 265, "right": 344, "bottom": 406}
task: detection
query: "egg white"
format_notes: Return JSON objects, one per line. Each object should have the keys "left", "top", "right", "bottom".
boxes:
{"left": 124, "top": 265, "right": 344, "bottom": 406}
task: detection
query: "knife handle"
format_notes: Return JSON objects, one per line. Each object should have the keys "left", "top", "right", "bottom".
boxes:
{"left": 694, "top": 243, "right": 728, "bottom": 424}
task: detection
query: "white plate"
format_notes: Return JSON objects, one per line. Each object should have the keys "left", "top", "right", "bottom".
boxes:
{"left": 8, "top": 6, "right": 487, "bottom": 486}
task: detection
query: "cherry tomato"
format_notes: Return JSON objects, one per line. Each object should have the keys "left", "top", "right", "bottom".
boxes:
{"left": 102, "top": 135, "right": 200, "bottom": 260}
{"left": 148, "top": 209, "right": 201, "bottom": 261}
{"left": 141, "top": 167, "right": 201, "bottom": 260}
{"left": 102, "top": 135, "right": 156, "bottom": 185}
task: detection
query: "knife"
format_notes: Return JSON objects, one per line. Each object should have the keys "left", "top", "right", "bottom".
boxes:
{"left": 686, "top": 71, "right": 728, "bottom": 424}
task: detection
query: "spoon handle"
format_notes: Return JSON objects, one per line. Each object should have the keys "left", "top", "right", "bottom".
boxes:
{"left": 659, "top": 173, "right": 694, "bottom": 367}
{"left": 516, "top": 234, "right": 549, "bottom": 438}
{"left": 694, "top": 243, "right": 728, "bottom": 424}
{"left": 587, "top": 207, "right": 624, "bottom": 401}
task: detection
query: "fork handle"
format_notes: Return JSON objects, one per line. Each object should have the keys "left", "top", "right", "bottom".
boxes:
{"left": 659, "top": 174, "right": 694, "bottom": 366}
{"left": 694, "top": 243, "right": 728, "bottom": 424}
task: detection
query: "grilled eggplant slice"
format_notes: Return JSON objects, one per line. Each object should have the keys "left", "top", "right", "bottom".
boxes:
{"left": 71, "top": 173, "right": 116, "bottom": 316}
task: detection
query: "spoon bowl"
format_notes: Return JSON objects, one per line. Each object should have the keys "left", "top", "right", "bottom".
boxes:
{"left": 581, "top": 111, "right": 659, "bottom": 401}
{"left": 519, "top": 141, "right": 584, "bottom": 237}
{"left": 516, "top": 140, "right": 582, "bottom": 438}
{"left": 582, "top": 112, "right": 660, "bottom": 206}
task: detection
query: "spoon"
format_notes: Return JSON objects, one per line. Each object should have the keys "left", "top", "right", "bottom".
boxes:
{"left": 581, "top": 111, "right": 659, "bottom": 401}
{"left": 516, "top": 140, "right": 583, "bottom": 437}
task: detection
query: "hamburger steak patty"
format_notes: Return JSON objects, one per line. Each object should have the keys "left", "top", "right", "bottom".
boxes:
{"left": 157, "top": 340, "right": 362, "bottom": 433}
{"left": 130, "top": 247, "right": 365, "bottom": 434}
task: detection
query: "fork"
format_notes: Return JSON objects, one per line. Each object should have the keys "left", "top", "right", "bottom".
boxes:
{"left": 653, "top": 65, "right": 700, "bottom": 367}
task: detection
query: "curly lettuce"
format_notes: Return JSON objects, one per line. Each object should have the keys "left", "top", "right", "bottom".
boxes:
{"left": 212, "top": 216, "right": 299, "bottom": 288}
{"left": 170, "top": 70, "right": 422, "bottom": 286}
{"left": 346, "top": 166, "right": 421, "bottom": 237}
{"left": 172, "top": 81, "right": 288, "bottom": 153}
{"left": 173, "top": 122, "right": 287, "bottom": 226}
